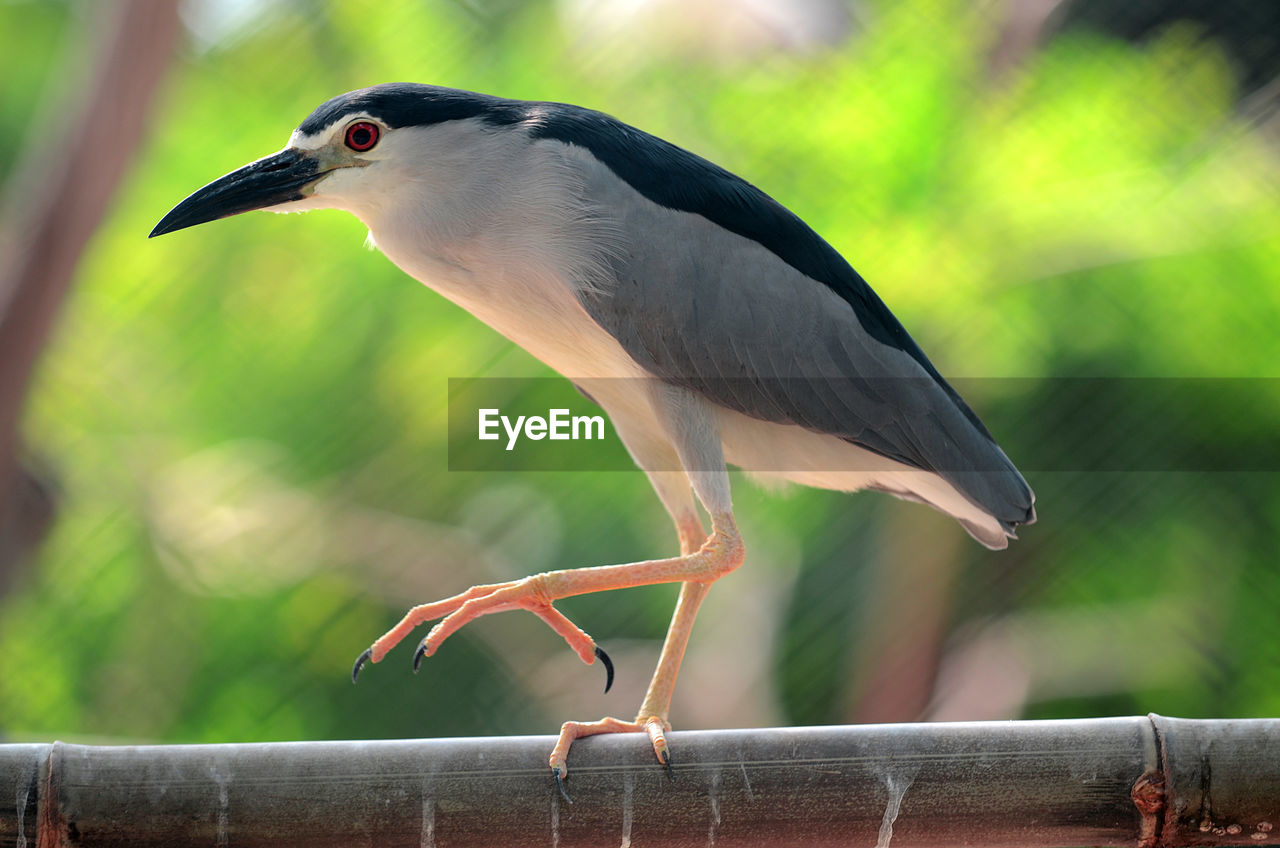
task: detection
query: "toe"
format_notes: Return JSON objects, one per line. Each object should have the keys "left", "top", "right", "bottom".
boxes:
{"left": 642, "top": 716, "right": 673, "bottom": 774}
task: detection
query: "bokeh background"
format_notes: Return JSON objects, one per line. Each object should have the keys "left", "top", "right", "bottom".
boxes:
{"left": 0, "top": 0, "right": 1277, "bottom": 747}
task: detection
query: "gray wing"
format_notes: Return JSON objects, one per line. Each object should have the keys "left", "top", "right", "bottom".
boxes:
{"left": 582, "top": 217, "right": 1032, "bottom": 531}
{"left": 534, "top": 106, "right": 1033, "bottom": 531}
{"left": 561, "top": 171, "right": 1030, "bottom": 531}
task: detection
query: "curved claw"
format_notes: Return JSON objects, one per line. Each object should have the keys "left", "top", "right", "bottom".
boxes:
{"left": 662, "top": 748, "right": 674, "bottom": 781}
{"left": 351, "top": 648, "right": 372, "bottom": 684}
{"left": 553, "top": 767, "right": 573, "bottom": 804}
{"left": 594, "top": 645, "right": 614, "bottom": 694}
{"left": 413, "top": 640, "right": 428, "bottom": 673}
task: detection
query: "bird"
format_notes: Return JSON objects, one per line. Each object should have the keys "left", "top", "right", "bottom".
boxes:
{"left": 151, "top": 83, "right": 1035, "bottom": 800}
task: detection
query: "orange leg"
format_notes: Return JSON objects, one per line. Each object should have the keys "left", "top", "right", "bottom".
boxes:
{"left": 545, "top": 511, "right": 737, "bottom": 800}
{"left": 353, "top": 512, "right": 742, "bottom": 684}
{"left": 352, "top": 505, "right": 743, "bottom": 802}
{"left": 547, "top": 580, "right": 712, "bottom": 785}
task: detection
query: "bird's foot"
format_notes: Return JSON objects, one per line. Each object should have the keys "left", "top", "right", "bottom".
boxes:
{"left": 350, "top": 574, "right": 612, "bottom": 690}
{"left": 351, "top": 529, "right": 742, "bottom": 684}
{"left": 549, "top": 714, "right": 673, "bottom": 800}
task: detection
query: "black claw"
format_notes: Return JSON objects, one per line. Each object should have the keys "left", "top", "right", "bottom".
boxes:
{"left": 553, "top": 767, "right": 573, "bottom": 804}
{"left": 662, "top": 748, "right": 674, "bottom": 781}
{"left": 351, "top": 648, "right": 372, "bottom": 684}
{"left": 413, "top": 640, "right": 427, "bottom": 673}
{"left": 594, "top": 645, "right": 615, "bottom": 694}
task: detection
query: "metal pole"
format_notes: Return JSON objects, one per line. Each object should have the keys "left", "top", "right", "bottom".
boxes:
{"left": 2, "top": 716, "right": 1277, "bottom": 847}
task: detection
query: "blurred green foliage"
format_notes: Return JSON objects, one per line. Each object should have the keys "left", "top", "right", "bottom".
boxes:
{"left": 0, "top": 0, "right": 1276, "bottom": 745}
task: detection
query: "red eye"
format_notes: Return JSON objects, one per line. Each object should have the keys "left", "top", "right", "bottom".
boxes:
{"left": 344, "top": 121, "right": 379, "bottom": 151}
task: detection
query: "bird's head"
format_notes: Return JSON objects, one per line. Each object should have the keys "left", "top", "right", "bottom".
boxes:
{"left": 150, "top": 84, "right": 520, "bottom": 238}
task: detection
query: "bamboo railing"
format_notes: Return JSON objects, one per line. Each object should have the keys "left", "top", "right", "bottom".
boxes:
{"left": 2, "top": 715, "right": 1277, "bottom": 847}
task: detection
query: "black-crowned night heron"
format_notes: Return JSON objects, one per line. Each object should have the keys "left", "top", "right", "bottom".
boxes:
{"left": 151, "top": 83, "right": 1035, "bottom": 799}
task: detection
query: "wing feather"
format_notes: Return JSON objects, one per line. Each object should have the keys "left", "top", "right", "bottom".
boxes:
{"left": 544, "top": 126, "right": 1035, "bottom": 529}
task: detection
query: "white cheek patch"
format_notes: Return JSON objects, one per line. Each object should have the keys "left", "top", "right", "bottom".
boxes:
{"left": 289, "top": 129, "right": 329, "bottom": 151}
{"left": 311, "top": 166, "right": 364, "bottom": 197}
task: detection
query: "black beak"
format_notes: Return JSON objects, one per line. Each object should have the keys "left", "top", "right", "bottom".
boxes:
{"left": 149, "top": 148, "right": 325, "bottom": 238}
